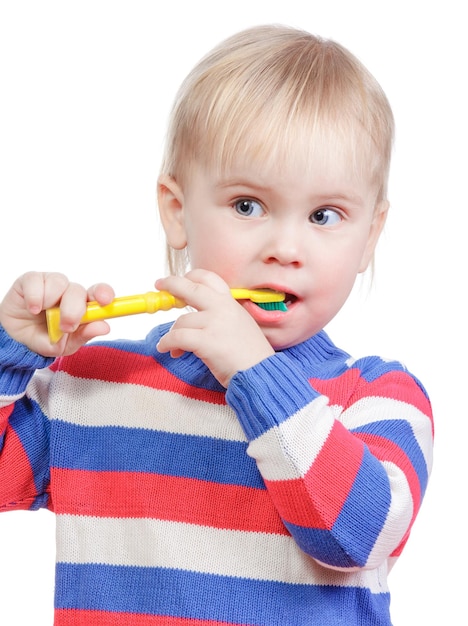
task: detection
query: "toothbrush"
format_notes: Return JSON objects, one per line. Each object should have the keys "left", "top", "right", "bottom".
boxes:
{"left": 46, "top": 288, "right": 286, "bottom": 344}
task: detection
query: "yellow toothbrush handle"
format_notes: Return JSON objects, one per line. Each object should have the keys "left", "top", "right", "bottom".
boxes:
{"left": 230, "top": 288, "right": 282, "bottom": 303}
{"left": 80, "top": 291, "right": 184, "bottom": 321}
{"left": 46, "top": 288, "right": 284, "bottom": 344}
{"left": 46, "top": 291, "right": 185, "bottom": 344}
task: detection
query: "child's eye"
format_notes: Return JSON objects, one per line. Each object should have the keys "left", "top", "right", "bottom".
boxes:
{"left": 310, "top": 207, "right": 341, "bottom": 226}
{"left": 233, "top": 198, "right": 264, "bottom": 217}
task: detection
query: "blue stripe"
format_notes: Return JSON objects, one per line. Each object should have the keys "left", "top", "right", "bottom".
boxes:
{"left": 284, "top": 523, "right": 358, "bottom": 568}
{"left": 332, "top": 446, "right": 391, "bottom": 565}
{"left": 9, "top": 398, "right": 50, "bottom": 503}
{"left": 55, "top": 562, "right": 391, "bottom": 625}
{"left": 351, "top": 419, "right": 429, "bottom": 496}
{"left": 50, "top": 420, "right": 265, "bottom": 488}
{"left": 350, "top": 356, "right": 407, "bottom": 383}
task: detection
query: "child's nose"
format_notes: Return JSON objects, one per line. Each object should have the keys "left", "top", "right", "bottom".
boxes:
{"left": 261, "top": 222, "right": 304, "bottom": 267}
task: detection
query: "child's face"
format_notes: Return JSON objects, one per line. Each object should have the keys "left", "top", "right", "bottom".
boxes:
{"left": 160, "top": 146, "right": 387, "bottom": 349}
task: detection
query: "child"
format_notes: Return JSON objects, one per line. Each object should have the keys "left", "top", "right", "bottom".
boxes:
{"left": 0, "top": 24, "right": 433, "bottom": 626}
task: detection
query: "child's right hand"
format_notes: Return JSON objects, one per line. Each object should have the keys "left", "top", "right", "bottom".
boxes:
{"left": 0, "top": 272, "right": 115, "bottom": 357}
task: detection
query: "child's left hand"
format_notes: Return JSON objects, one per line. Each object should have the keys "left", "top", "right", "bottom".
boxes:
{"left": 155, "top": 269, "right": 275, "bottom": 387}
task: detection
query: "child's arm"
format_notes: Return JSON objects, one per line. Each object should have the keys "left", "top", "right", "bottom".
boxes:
{"left": 0, "top": 326, "right": 55, "bottom": 511}
{"left": 0, "top": 272, "right": 114, "bottom": 511}
{"left": 226, "top": 352, "right": 433, "bottom": 571}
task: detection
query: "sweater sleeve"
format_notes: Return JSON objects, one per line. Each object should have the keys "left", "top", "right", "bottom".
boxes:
{"left": 0, "top": 326, "right": 55, "bottom": 512}
{"left": 226, "top": 350, "right": 433, "bottom": 571}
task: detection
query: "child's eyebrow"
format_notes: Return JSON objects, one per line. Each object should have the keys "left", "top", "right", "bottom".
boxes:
{"left": 215, "top": 177, "right": 269, "bottom": 191}
{"left": 315, "top": 192, "right": 367, "bottom": 206}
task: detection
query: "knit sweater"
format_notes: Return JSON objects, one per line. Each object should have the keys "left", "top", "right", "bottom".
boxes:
{"left": 0, "top": 322, "right": 433, "bottom": 626}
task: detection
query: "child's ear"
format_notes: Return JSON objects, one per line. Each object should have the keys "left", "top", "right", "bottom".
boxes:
{"left": 157, "top": 174, "right": 187, "bottom": 250}
{"left": 358, "top": 200, "right": 389, "bottom": 273}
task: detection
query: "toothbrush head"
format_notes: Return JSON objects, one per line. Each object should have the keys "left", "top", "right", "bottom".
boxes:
{"left": 256, "top": 300, "right": 288, "bottom": 312}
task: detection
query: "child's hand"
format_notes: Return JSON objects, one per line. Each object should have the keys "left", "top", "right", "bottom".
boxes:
{"left": 0, "top": 271, "right": 115, "bottom": 357}
{"left": 155, "top": 269, "right": 275, "bottom": 387}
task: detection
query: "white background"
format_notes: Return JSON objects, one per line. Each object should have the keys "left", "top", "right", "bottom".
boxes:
{"left": 0, "top": 1, "right": 465, "bottom": 624}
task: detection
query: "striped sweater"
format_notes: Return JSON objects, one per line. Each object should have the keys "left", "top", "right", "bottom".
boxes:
{"left": 0, "top": 322, "right": 433, "bottom": 625}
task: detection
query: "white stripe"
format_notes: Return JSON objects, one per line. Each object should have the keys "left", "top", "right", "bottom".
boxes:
{"left": 365, "top": 461, "right": 413, "bottom": 568}
{"left": 339, "top": 396, "right": 433, "bottom": 471}
{"left": 56, "top": 513, "right": 389, "bottom": 593}
{"left": 247, "top": 395, "right": 334, "bottom": 481}
{"left": 25, "top": 367, "right": 53, "bottom": 410}
{"left": 28, "top": 369, "right": 246, "bottom": 442}
{"left": 0, "top": 391, "right": 25, "bottom": 408}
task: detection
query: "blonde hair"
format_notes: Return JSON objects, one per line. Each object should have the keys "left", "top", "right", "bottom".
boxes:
{"left": 160, "top": 24, "right": 394, "bottom": 274}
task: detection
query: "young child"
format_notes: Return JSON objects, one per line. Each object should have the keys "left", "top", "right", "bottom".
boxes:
{"left": 0, "top": 24, "right": 433, "bottom": 626}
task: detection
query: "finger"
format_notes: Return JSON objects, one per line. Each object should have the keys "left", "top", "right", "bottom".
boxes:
{"left": 87, "top": 282, "right": 115, "bottom": 305}
{"left": 155, "top": 275, "right": 230, "bottom": 312}
{"left": 20, "top": 271, "right": 68, "bottom": 315}
{"left": 170, "top": 309, "right": 208, "bottom": 330}
{"left": 156, "top": 325, "right": 203, "bottom": 355}
{"left": 154, "top": 275, "right": 204, "bottom": 309}
{"left": 57, "top": 282, "right": 89, "bottom": 332}
{"left": 37, "top": 319, "right": 111, "bottom": 358}
{"left": 41, "top": 273, "right": 74, "bottom": 309}
{"left": 62, "top": 320, "right": 111, "bottom": 354}
{"left": 184, "top": 269, "right": 231, "bottom": 294}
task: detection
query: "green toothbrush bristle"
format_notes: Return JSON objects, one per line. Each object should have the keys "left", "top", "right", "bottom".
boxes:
{"left": 257, "top": 301, "right": 288, "bottom": 312}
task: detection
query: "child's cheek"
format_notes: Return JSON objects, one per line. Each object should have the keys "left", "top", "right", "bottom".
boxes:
{"left": 190, "top": 241, "right": 244, "bottom": 283}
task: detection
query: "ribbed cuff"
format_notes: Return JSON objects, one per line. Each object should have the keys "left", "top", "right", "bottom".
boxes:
{"left": 0, "top": 325, "right": 55, "bottom": 396}
{"left": 226, "top": 352, "right": 319, "bottom": 440}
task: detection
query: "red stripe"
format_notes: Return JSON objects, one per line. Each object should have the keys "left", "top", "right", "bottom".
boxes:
{"left": 309, "top": 369, "right": 361, "bottom": 407}
{"left": 0, "top": 423, "right": 37, "bottom": 511}
{"left": 52, "top": 346, "right": 226, "bottom": 405}
{"left": 265, "top": 421, "right": 364, "bottom": 529}
{"left": 51, "top": 467, "right": 288, "bottom": 535}
{"left": 263, "top": 475, "right": 329, "bottom": 530}
{"left": 55, "top": 608, "right": 235, "bottom": 625}
{"left": 310, "top": 369, "right": 433, "bottom": 428}
{"left": 0, "top": 403, "right": 13, "bottom": 431}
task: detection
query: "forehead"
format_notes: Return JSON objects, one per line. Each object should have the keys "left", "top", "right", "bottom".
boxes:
{"left": 209, "top": 121, "right": 381, "bottom": 193}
